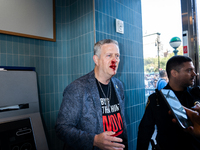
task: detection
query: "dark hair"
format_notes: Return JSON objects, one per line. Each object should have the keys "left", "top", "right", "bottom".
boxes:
{"left": 166, "top": 55, "right": 192, "bottom": 78}
{"left": 159, "top": 70, "right": 167, "bottom": 77}
{"left": 94, "top": 39, "right": 119, "bottom": 57}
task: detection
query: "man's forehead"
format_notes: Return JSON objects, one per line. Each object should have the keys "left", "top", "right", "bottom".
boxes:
{"left": 101, "top": 44, "right": 120, "bottom": 52}
{"left": 182, "top": 61, "right": 195, "bottom": 68}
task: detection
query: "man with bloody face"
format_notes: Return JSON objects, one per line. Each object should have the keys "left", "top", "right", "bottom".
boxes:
{"left": 55, "top": 39, "right": 128, "bottom": 150}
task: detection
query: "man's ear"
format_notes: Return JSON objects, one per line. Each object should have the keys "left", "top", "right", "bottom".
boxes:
{"left": 93, "top": 55, "right": 99, "bottom": 65}
{"left": 171, "top": 69, "right": 178, "bottom": 77}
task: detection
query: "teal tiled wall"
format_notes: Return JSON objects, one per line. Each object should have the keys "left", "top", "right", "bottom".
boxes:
{"left": 95, "top": 0, "right": 145, "bottom": 149}
{"left": 0, "top": 0, "right": 145, "bottom": 150}
{"left": 0, "top": 0, "right": 94, "bottom": 150}
{"left": 51, "top": 0, "right": 95, "bottom": 149}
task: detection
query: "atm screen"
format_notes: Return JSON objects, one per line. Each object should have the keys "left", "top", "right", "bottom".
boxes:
{"left": 0, "top": 118, "right": 37, "bottom": 150}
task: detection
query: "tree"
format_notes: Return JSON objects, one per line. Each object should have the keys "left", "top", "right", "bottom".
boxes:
{"left": 144, "top": 46, "right": 183, "bottom": 73}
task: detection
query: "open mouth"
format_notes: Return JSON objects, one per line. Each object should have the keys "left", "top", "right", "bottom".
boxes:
{"left": 110, "top": 65, "right": 116, "bottom": 70}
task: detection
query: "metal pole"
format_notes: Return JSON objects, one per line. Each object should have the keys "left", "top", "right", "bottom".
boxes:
{"left": 157, "top": 34, "right": 160, "bottom": 70}
{"left": 143, "top": 32, "right": 161, "bottom": 71}
{"left": 173, "top": 48, "right": 178, "bottom": 55}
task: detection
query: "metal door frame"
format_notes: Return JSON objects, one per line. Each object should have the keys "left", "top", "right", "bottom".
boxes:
{"left": 181, "top": 0, "right": 199, "bottom": 86}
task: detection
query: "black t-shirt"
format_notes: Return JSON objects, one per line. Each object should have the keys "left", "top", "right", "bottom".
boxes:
{"left": 96, "top": 79, "right": 128, "bottom": 149}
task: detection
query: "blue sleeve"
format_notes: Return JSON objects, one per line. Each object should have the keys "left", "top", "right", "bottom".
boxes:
{"left": 157, "top": 80, "right": 167, "bottom": 90}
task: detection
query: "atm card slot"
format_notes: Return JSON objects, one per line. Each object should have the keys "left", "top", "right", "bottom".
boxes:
{"left": 0, "top": 103, "right": 29, "bottom": 112}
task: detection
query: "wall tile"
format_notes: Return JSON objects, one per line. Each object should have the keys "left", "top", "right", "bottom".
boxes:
{"left": 0, "top": 0, "right": 144, "bottom": 150}
{"left": 94, "top": 0, "right": 144, "bottom": 149}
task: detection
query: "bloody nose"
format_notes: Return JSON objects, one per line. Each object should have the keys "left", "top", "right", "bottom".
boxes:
{"left": 111, "top": 60, "right": 116, "bottom": 64}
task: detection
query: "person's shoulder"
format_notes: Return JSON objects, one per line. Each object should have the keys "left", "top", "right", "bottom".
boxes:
{"left": 111, "top": 76, "right": 123, "bottom": 87}
{"left": 66, "top": 71, "right": 94, "bottom": 89}
{"left": 159, "top": 78, "right": 167, "bottom": 83}
{"left": 112, "top": 76, "right": 122, "bottom": 82}
{"left": 189, "top": 86, "right": 200, "bottom": 101}
{"left": 148, "top": 92, "right": 157, "bottom": 100}
{"left": 145, "top": 92, "right": 157, "bottom": 109}
{"left": 74, "top": 71, "right": 94, "bottom": 82}
{"left": 62, "top": 71, "right": 95, "bottom": 96}
{"left": 189, "top": 86, "right": 200, "bottom": 95}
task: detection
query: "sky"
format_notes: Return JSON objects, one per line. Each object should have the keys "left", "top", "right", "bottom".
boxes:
{"left": 141, "top": 0, "right": 200, "bottom": 57}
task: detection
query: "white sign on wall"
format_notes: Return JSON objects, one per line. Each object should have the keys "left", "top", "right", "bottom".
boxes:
{"left": 116, "top": 19, "right": 124, "bottom": 34}
{"left": 183, "top": 30, "right": 189, "bottom": 56}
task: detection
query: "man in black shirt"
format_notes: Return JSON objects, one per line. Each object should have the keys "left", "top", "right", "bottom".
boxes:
{"left": 56, "top": 39, "right": 128, "bottom": 150}
{"left": 137, "top": 55, "right": 200, "bottom": 150}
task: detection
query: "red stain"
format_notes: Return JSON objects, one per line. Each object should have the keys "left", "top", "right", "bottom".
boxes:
{"left": 111, "top": 60, "right": 116, "bottom": 64}
{"left": 110, "top": 60, "right": 117, "bottom": 71}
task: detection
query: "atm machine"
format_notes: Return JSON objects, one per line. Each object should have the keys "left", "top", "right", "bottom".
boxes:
{"left": 0, "top": 67, "right": 48, "bottom": 150}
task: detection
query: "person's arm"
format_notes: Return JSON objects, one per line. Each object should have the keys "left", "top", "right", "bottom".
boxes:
{"left": 184, "top": 105, "right": 200, "bottom": 137}
{"left": 55, "top": 85, "right": 95, "bottom": 150}
{"left": 137, "top": 98, "right": 156, "bottom": 150}
{"left": 170, "top": 105, "right": 200, "bottom": 137}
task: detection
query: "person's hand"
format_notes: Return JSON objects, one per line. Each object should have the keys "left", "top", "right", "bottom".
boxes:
{"left": 93, "top": 131, "right": 125, "bottom": 150}
{"left": 184, "top": 105, "right": 200, "bottom": 137}
{"left": 168, "top": 110, "right": 177, "bottom": 123}
{"left": 169, "top": 105, "right": 200, "bottom": 137}
{"left": 191, "top": 104, "right": 200, "bottom": 114}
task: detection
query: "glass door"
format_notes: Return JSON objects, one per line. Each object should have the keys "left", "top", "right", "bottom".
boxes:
{"left": 141, "top": 1, "right": 183, "bottom": 149}
{"left": 142, "top": 0, "right": 183, "bottom": 101}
